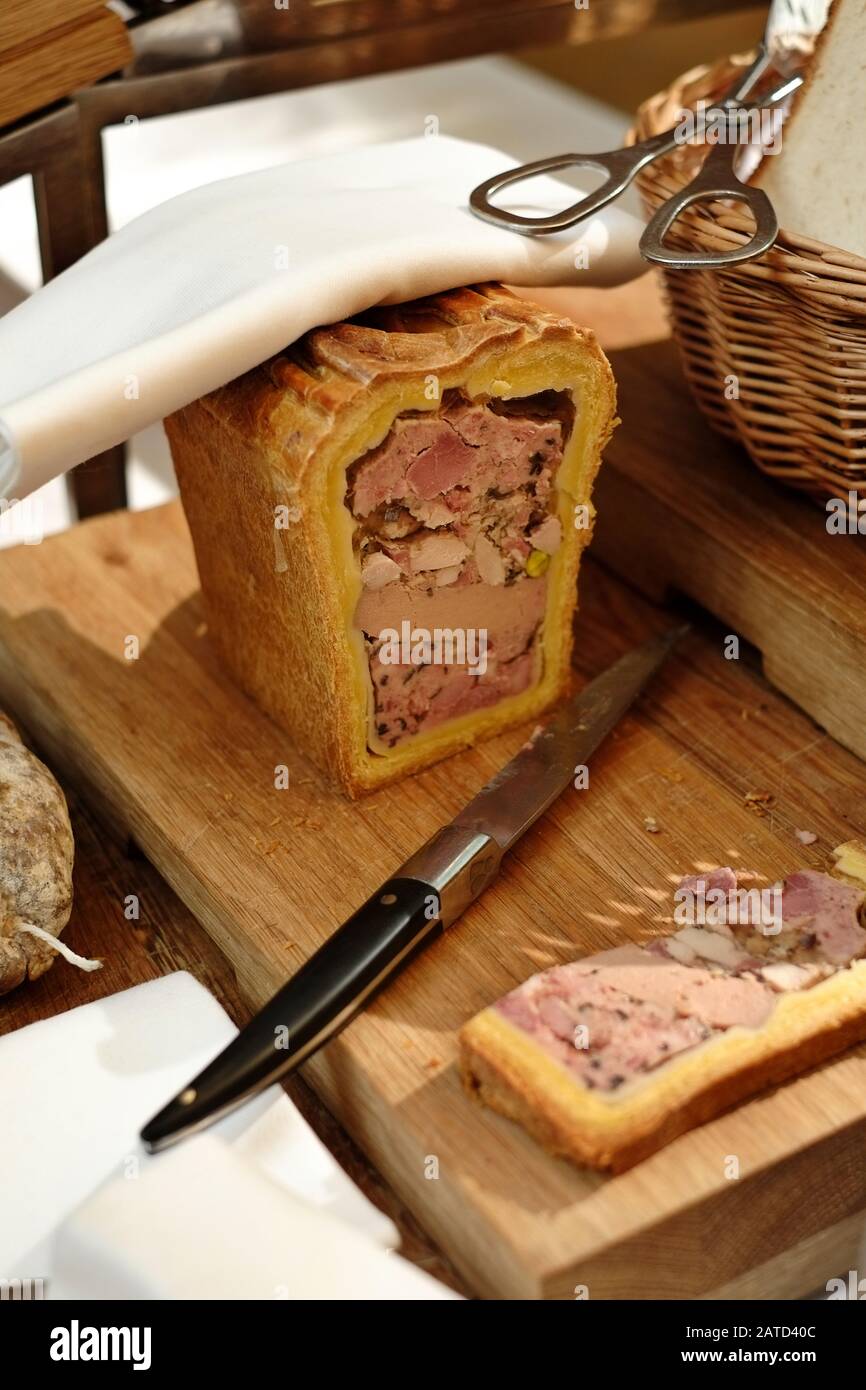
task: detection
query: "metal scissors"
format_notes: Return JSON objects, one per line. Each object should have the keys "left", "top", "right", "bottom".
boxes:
{"left": 469, "top": 0, "right": 828, "bottom": 268}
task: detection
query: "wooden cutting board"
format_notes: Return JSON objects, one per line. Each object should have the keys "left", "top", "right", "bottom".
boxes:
{"left": 595, "top": 344, "right": 866, "bottom": 768}
{"left": 1, "top": 340, "right": 866, "bottom": 1299}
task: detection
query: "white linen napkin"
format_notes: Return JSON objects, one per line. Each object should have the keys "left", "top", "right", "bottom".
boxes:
{"left": 0, "top": 972, "right": 405, "bottom": 1294}
{"left": 0, "top": 135, "right": 644, "bottom": 500}
{"left": 50, "top": 1134, "right": 458, "bottom": 1300}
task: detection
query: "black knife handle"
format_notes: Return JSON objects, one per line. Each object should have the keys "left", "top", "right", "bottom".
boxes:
{"left": 140, "top": 877, "right": 441, "bottom": 1151}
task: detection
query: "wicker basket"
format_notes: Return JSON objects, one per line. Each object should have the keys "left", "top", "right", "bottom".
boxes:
{"left": 633, "top": 54, "right": 866, "bottom": 502}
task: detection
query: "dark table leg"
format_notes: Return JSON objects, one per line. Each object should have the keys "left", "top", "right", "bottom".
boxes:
{"left": 28, "top": 106, "right": 128, "bottom": 516}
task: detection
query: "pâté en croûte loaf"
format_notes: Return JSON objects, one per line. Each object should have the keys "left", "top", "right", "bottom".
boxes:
{"left": 165, "top": 285, "right": 616, "bottom": 795}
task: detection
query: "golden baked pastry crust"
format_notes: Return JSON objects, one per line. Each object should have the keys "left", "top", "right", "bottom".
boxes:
{"left": 459, "top": 843, "right": 866, "bottom": 1173}
{"left": 166, "top": 285, "right": 616, "bottom": 795}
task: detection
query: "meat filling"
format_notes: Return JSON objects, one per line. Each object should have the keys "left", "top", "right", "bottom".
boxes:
{"left": 347, "top": 390, "right": 574, "bottom": 749}
{"left": 496, "top": 868, "right": 866, "bottom": 1095}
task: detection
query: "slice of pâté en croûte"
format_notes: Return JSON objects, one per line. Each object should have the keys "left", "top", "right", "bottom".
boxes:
{"left": 460, "top": 846, "right": 866, "bottom": 1172}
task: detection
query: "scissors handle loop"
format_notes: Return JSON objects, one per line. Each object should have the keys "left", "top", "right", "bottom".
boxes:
{"left": 468, "top": 131, "right": 677, "bottom": 237}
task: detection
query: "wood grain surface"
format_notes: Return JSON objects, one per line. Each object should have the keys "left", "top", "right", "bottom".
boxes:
{"left": 0, "top": 1, "right": 106, "bottom": 58}
{"left": 593, "top": 345, "right": 866, "bottom": 766}
{"left": 0, "top": 8, "right": 131, "bottom": 130}
{"left": 0, "top": 330, "right": 864, "bottom": 1296}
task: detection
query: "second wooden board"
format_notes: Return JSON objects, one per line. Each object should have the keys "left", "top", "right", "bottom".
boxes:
{"left": 593, "top": 341, "right": 866, "bottom": 766}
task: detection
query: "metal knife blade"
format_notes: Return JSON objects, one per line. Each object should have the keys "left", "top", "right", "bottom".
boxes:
{"left": 453, "top": 623, "right": 687, "bottom": 853}
{"left": 140, "top": 624, "right": 686, "bottom": 1153}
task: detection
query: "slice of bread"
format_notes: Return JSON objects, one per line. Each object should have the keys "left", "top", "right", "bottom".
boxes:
{"left": 756, "top": 0, "right": 866, "bottom": 257}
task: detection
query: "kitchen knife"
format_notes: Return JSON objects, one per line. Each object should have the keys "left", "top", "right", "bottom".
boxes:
{"left": 141, "top": 624, "right": 686, "bottom": 1153}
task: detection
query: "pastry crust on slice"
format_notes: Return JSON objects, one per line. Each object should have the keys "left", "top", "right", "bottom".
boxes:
{"left": 166, "top": 285, "right": 615, "bottom": 796}
{"left": 0, "top": 713, "right": 74, "bottom": 994}
{"left": 460, "top": 846, "right": 866, "bottom": 1173}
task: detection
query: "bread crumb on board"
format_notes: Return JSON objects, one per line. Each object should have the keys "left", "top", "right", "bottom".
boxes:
{"left": 744, "top": 789, "right": 776, "bottom": 815}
